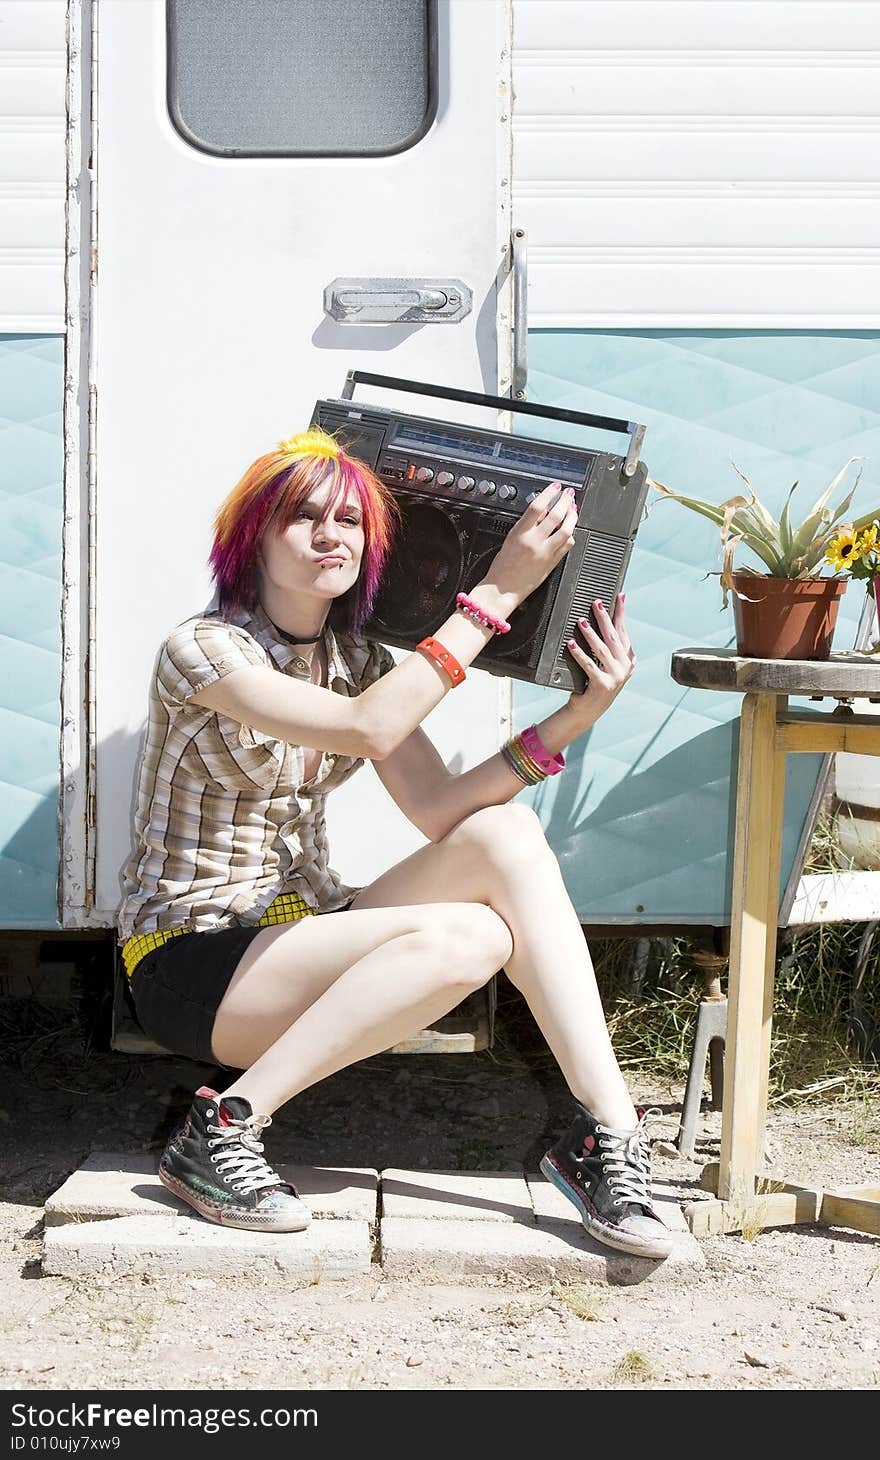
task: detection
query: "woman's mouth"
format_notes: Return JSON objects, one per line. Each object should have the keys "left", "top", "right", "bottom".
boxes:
{"left": 315, "top": 555, "right": 346, "bottom": 567}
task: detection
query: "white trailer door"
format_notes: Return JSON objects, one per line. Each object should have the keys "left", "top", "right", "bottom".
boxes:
{"left": 75, "top": 0, "right": 507, "bottom": 924}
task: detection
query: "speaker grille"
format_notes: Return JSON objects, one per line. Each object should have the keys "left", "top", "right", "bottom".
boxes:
{"left": 555, "top": 532, "right": 628, "bottom": 667}
{"left": 466, "top": 548, "right": 550, "bottom": 661}
{"left": 371, "top": 502, "right": 463, "bottom": 636}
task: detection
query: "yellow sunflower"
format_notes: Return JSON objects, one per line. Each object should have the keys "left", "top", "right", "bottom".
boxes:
{"left": 826, "top": 529, "right": 860, "bottom": 572}
{"left": 857, "top": 523, "right": 879, "bottom": 561}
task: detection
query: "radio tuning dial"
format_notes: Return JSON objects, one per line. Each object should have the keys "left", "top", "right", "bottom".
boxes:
{"left": 498, "top": 484, "right": 517, "bottom": 500}
{"left": 414, "top": 466, "right": 434, "bottom": 483}
{"left": 477, "top": 479, "right": 496, "bottom": 496}
{"left": 436, "top": 471, "right": 455, "bottom": 487}
{"left": 457, "top": 476, "right": 475, "bottom": 492}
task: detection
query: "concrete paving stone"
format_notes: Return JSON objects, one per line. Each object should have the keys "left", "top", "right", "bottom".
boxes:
{"left": 42, "top": 1214, "right": 371, "bottom": 1281}
{"left": 44, "top": 1153, "right": 378, "bottom": 1226}
{"left": 525, "top": 1172, "right": 691, "bottom": 1233}
{"left": 534, "top": 1215, "right": 704, "bottom": 1274}
{"left": 379, "top": 1217, "right": 704, "bottom": 1285}
{"left": 380, "top": 1169, "right": 532, "bottom": 1223}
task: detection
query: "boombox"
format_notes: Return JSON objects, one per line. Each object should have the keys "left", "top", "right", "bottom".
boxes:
{"left": 310, "top": 371, "right": 649, "bottom": 692}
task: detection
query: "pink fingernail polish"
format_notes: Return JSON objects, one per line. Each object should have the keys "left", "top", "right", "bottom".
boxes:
{"left": 567, "top": 638, "right": 576, "bottom": 648}
{"left": 621, "top": 592, "right": 627, "bottom": 603}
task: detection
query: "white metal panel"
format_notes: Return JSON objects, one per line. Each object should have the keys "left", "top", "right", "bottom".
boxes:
{"left": 516, "top": 133, "right": 880, "bottom": 185}
{"left": 516, "top": 1, "right": 880, "bottom": 51}
{"left": 83, "top": 0, "right": 508, "bottom": 924}
{"left": 0, "top": 0, "right": 67, "bottom": 331}
{"left": 0, "top": 133, "right": 62, "bottom": 184}
{"left": 790, "top": 871, "right": 880, "bottom": 924}
{"left": 513, "top": 0, "right": 880, "bottom": 325}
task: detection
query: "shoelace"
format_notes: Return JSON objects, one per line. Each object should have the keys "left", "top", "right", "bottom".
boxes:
{"left": 206, "top": 1113, "right": 288, "bottom": 1195}
{"left": 595, "top": 1107, "right": 661, "bottom": 1211}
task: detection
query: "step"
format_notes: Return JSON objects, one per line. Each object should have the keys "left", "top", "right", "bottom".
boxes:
{"left": 379, "top": 1169, "right": 703, "bottom": 1284}
{"left": 379, "top": 1216, "right": 702, "bottom": 1285}
{"left": 41, "top": 1157, "right": 704, "bottom": 1285}
{"left": 45, "top": 1151, "right": 377, "bottom": 1226}
{"left": 43, "top": 1214, "right": 371, "bottom": 1281}
{"left": 381, "top": 1169, "right": 533, "bottom": 1222}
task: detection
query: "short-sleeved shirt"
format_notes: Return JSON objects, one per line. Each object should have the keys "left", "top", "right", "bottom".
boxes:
{"left": 116, "top": 595, "right": 395, "bottom": 943}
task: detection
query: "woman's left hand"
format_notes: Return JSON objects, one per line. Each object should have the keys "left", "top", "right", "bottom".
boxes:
{"left": 564, "top": 593, "right": 635, "bottom": 729}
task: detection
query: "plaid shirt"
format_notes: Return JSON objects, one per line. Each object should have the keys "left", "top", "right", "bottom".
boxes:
{"left": 116, "top": 596, "right": 394, "bottom": 942}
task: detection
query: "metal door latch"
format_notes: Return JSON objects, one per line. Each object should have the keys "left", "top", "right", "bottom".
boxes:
{"left": 323, "top": 277, "right": 472, "bottom": 324}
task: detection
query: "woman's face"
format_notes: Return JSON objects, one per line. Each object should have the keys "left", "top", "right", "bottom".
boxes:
{"left": 257, "top": 475, "right": 365, "bottom": 604}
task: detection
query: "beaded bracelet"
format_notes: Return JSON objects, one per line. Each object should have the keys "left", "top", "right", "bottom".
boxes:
{"left": 455, "top": 592, "right": 512, "bottom": 636}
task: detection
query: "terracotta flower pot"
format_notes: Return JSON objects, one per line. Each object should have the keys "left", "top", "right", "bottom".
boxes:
{"left": 731, "top": 573, "right": 847, "bottom": 660}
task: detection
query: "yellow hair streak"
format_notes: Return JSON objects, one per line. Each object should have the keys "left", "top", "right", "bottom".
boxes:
{"left": 277, "top": 428, "right": 341, "bottom": 459}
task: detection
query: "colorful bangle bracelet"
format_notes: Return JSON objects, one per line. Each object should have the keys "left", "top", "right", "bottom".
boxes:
{"left": 416, "top": 636, "right": 466, "bottom": 687}
{"left": 500, "top": 727, "right": 567, "bottom": 787}
{"left": 500, "top": 740, "right": 539, "bottom": 786}
{"left": 501, "top": 736, "right": 546, "bottom": 786}
{"left": 455, "top": 592, "right": 512, "bottom": 636}
{"left": 520, "top": 723, "right": 566, "bottom": 776}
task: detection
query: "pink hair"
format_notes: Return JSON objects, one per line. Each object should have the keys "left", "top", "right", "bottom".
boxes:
{"left": 208, "top": 427, "right": 400, "bottom": 635}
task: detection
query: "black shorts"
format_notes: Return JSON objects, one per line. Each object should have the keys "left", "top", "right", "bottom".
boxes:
{"left": 128, "top": 900, "right": 355, "bottom": 1067}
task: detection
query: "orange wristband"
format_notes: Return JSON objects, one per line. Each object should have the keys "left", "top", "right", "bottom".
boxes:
{"left": 416, "top": 636, "right": 466, "bottom": 687}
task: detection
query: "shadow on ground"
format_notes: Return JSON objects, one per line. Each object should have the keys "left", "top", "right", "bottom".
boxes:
{"left": 0, "top": 980, "right": 579, "bottom": 1207}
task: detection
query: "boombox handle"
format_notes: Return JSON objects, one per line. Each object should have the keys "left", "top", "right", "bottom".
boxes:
{"left": 339, "top": 369, "right": 646, "bottom": 478}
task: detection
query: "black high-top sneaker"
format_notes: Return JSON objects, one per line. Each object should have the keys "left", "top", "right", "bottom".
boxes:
{"left": 540, "top": 1103, "right": 673, "bottom": 1260}
{"left": 159, "top": 1086, "right": 310, "bottom": 1232}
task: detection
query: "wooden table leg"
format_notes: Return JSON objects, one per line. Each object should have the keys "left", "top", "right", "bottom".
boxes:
{"left": 756, "top": 696, "right": 788, "bottom": 1169}
{"left": 718, "top": 693, "right": 787, "bottom": 1204}
{"left": 685, "top": 694, "right": 880, "bottom": 1239}
{"left": 669, "top": 653, "right": 880, "bottom": 1240}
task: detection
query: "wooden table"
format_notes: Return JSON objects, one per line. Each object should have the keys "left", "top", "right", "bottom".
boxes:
{"left": 670, "top": 648, "right": 880, "bottom": 1238}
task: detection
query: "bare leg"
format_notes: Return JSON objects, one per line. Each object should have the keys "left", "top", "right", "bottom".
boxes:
{"left": 212, "top": 901, "right": 512, "bottom": 1114}
{"left": 218, "top": 803, "right": 634, "bottom": 1128}
{"left": 351, "top": 803, "right": 637, "bottom": 1129}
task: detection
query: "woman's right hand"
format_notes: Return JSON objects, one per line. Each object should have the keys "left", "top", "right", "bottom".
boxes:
{"left": 476, "top": 480, "right": 578, "bottom": 608}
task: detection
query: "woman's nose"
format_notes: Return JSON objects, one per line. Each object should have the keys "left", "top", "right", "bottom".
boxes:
{"left": 314, "top": 517, "right": 342, "bottom": 545}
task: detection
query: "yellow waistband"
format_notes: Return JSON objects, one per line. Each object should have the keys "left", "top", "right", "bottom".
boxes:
{"left": 121, "top": 889, "right": 316, "bottom": 979}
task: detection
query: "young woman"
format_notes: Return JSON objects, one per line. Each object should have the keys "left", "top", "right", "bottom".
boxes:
{"left": 117, "top": 427, "right": 672, "bottom": 1261}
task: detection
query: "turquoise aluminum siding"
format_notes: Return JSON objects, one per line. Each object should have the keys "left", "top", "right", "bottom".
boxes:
{"left": 515, "top": 330, "right": 880, "bottom": 924}
{"left": 0, "top": 336, "right": 63, "bottom": 928}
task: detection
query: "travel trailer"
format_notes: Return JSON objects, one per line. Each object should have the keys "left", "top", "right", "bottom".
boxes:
{"left": 3, "top": 1, "right": 879, "bottom": 1040}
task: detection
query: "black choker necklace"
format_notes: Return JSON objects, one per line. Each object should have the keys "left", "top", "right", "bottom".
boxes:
{"left": 269, "top": 618, "right": 325, "bottom": 645}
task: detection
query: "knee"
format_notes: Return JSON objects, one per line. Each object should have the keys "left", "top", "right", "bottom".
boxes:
{"left": 454, "top": 802, "right": 551, "bottom": 863}
{"left": 422, "top": 904, "right": 512, "bottom": 993}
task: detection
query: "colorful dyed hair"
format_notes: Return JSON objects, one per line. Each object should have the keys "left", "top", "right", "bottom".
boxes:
{"left": 208, "top": 426, "right": 400, "bottom": 635}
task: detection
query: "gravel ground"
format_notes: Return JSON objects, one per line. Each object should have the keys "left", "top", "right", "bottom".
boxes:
{"left": 0, "top": 984, "right": 878, "bottom": 1392}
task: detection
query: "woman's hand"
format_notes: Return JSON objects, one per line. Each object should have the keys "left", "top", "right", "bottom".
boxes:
{"left": 564, "top": 592, "right": 635, "bottom": 729}
{"left": 472, "top": 481, "right": 579, "bottom": 611}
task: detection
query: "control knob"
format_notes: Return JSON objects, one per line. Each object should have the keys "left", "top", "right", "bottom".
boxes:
{"left": 497, "top": 483, "right": 517, "bottom": 500}
{"left": 457, "top": 476, "right": 475, "bottom": 492}
{"left": 477, "top": 479, "right": 496, "bottom": 496}
{"left": 436, "top": 471, "right": 455, "bottom": 487}
{"left": 414, "top": 466, "right": 434, "bottom": 483}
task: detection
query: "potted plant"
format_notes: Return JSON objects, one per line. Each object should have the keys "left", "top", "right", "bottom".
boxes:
{"left": 651, "top": 458, "right": 880, "bottom": 659}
